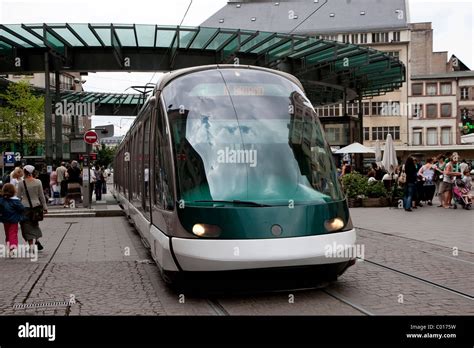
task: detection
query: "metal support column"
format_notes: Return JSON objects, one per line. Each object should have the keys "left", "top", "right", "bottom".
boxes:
{"left": 357, "top": 92, "right": 364, "bottom": 171}
{"left": 54, "top": 70, "right": 63, "bottom": 161}
{"left": 44, "top": 53, "right": 53, "bottom": 164}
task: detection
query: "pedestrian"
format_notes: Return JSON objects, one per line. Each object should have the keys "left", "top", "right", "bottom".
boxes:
{"left": 64, "top": 161, "right": 82, "bottom": 207}
{"left": 56, "top": 162, "right": 68, "bottom": 204}
{"left": 414, "top": 157, "right": 424, "bottom": 207}
{"left": 93, "top": 164, "right": 102, "bottom": 201}
{"left": 433, "top": 154, "right": 446, "bottom": 200}
{"left": 49, "top": 166, "right": 60, "bottom": 205}
{"left": 39, "top": 167, "right": 51, "bottom": 201}
{"left": 10, "top": 167, "right": 24, "bottom": 191}
{"left": 9, "top": 161, "right": 23, "bottom": 181}
{"left": 461, "top": 169, "right": 473, "bottom": 204}
{"left": 418, "top": 157, "right": 436, "bottom": 206}
{"left": 101, "top": 166, "right": 107, "bottom": 194}
{"left": 440, "top": 153, "right": 462, "bottom": 209}
{"left": 87, "top": 165, "right": 97, "bottom": 202}
{"left": 0, "top": 183, "right": 25, "bottom": 257}
{"left": 403, "top": 157, "right": 418, "bottom": 212}
{"left": 341, "top": 161, "right": 352, "bottom": 176}
{"left": 17, "top": 165, "right": 47, "bottom": 252}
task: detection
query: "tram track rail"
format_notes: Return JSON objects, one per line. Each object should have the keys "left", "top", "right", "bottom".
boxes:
{"left": 359, "top": 257, "right": 474, "bottom": 301}
{"left": 321, "top": 289, "right": 374, "bottom": 316}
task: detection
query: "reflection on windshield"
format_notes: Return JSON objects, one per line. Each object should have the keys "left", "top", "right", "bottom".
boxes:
{"left": 162, "top": 69, "right": 344, "bottom": 206}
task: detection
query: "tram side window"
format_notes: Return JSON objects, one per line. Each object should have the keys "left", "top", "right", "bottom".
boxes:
{"left": 136, "top": 125, "right": 143, "bottom": 204}
{"left": 144, "top": 117, "right": 151, "bottom": 201}
{"left": 132, "top": 133, "right": 138, "bottom": 201}
{"left": 153, "top": 102, "right": 174, "bottom": 210}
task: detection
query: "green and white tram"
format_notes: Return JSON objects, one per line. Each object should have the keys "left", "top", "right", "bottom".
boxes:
{"left": 114, "top": 65, "right": 356, "bottom": 285}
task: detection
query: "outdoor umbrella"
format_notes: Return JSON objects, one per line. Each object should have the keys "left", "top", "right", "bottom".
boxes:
{"left": 374, "top": 140, "right": 382, "bottom": 167}
{"left": 381, "top": 134, "right": 398, "bottom": 174}
{"left": 335, "top": 142, "right": 375, "bottom": 154}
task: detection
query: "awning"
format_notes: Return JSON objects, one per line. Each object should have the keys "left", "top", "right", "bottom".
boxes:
{"left": 0, "top": 23, "right": 406, "bottom": 106}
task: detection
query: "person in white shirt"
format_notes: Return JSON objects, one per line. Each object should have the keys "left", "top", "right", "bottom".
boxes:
{"left": 10, "top": 167, "right": 24, "bottom": 190}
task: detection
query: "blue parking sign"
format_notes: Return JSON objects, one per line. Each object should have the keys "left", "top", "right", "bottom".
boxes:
{"left": 3, "top": 152, "right": 15, "bottom": 167}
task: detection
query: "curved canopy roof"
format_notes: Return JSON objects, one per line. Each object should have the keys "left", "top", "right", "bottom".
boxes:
{"left": 0, "top": 23, "right": 405, "bottom": 106}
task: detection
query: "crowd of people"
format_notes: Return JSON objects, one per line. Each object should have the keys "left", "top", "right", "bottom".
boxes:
{"left": 400, "top": 152, "right": 472, "bottom": 212}
{"left": 338, "top": 152, "right": 473, "bottom": 212}
{"left": 0, "top": 161, "right": 110, "bottom": 257}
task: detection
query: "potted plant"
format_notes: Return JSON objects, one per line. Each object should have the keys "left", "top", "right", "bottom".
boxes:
{"left": 341, "top": 173, "right": 368, "bottom": 208}
{"left": 363, "top": 181, "right": 389, "bottom": 207}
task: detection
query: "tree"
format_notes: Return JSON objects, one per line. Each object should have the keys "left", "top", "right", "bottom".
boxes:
{"left": 0, "top": 80, "right": 44, "bottom": 156}
{"left": 96, "top": 144, "right": 117, "bottom": 168}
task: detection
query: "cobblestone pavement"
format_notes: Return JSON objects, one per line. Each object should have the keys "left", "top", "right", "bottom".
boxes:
{"left": 349, "top": 203, "right": 473, "bottom": 252}
{"left": 0, "top": 200, "right": 472, "bottom": 316}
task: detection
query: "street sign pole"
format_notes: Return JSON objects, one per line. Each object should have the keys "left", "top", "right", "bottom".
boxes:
{"left": 82, "top": 130, "right": 98, "bottom": 209}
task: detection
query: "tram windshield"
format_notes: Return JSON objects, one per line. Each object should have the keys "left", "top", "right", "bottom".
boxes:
{"left": 162, "top": 68, "right": 345, "bottom": 206}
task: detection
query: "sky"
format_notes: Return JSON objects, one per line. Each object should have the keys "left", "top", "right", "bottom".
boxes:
{"left": 0, "top": 0, "right": 473, "bottom": 135}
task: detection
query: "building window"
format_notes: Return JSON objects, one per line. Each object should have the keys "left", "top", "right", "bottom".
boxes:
{"left": 461, "top": 87, "right": 469, "bottom": 100}
{"left": 441, "top": 127, "right": 452, "bottom": 145}
{"left": 372, "top": 32, "right": 389, "bottom": 43}
{"left": 427, "top": 128, "right": 438, "bottom": 145}
{"left": 413, "top": 128, "right": 423, "bottom": 146}
{"left": 426, "top": 83, "right": 437, "bottom": 95}
{"left": 387, "top": 51, "right": 400, "bottom": 59}
{"left": 426, "top": 104, "right": 437, "bottom": 118}
{"left": 412, "top": 83, "right": 423, "bottom": 96}
{"left": 360, "top": 33, "right": 368, "bottom": 43}
{"left": 371, "top": 102, "right": 383, "bottom": 116}
{"left": 371, "top": 101, "right": 400, "bottom": 116}
{"left": 441, "top": 103, "right": 452, "bottom": 117}
{"left": 371, "top": 126, "right": 400, "bottom": 140}
{"left": 412, "top": 103, "right": 423, "bottom": 118}
{"left": 325, "top": 127, "right": 341, "bottom": 143}
{"left": 392, "top": 31, "right": 401, "bottom": 42}
{"left": 440, "top": 82, "right": 452, "bottom": 95}
{"left": 351, "top": 34, "right": 359, "bottom": 44}
{"left": 342, "top": 34, "right": 350, "bottom": 43}
{"left": 364, "top": 127, "right": 370, "bottom": 141}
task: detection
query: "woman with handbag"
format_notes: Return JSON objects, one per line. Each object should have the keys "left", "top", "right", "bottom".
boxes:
{"left": 16, "top": 165, "right": 48, "bottom": 251}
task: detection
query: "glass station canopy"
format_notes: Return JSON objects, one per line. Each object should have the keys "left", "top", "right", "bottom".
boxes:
{"left": 0, "top": 23, "right": 406, "bottom": 110}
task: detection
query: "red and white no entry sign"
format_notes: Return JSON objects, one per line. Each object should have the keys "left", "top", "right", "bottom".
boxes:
{"left": 84, "top": 130, "right": 98, "bottom": 144}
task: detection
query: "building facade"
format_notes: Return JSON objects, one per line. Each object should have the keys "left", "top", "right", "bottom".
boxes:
{"left": 203, "top": 0, "right": 410, "bottom": 150}
{"left": 203, "top": 0, "right": 474, "bottom": 159}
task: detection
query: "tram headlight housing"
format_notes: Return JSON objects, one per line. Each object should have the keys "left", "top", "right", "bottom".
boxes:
{"left": 324, "top": 217, "right": 346, "bottom": 233}
{"left": 192, "top": 223, "right": 222, "bottom": 238}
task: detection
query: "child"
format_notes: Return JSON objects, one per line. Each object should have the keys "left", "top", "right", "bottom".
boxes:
{"left": 461, "top": 169, "right": 473, "bottom": 204}
{"left": 0, "top": 183, "right": 25, "bottom": 257}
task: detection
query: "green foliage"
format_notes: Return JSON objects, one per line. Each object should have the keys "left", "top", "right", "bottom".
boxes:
{"left": 366, "top": 181, "right": 388, "bottom": 198}
{"left": 0, "top": 80, "right": 44, "bottom": 156}
{"left": 341, "top": 173, "right": 369, "bottom": 198}
{"left": 96, "top": 144, "right": 117, "bottom": 168}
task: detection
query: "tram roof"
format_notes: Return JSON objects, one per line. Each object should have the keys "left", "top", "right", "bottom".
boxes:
{"left": 0, "top": 23, "right": 406, "bottom": 107}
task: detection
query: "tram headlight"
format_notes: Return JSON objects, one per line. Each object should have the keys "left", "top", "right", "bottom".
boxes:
{"left": 324, "top": 218, "right": 345, "bottom": 232}
{"left": 192, "top": 224, "right": 222, "bottom": 238}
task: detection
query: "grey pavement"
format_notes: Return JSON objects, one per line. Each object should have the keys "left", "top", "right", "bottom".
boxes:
{"left": 350, "top": 200, "right": 474, "bottom": 253}
{"left": 0, "top": 187, "right": 473, "bottom": 316}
